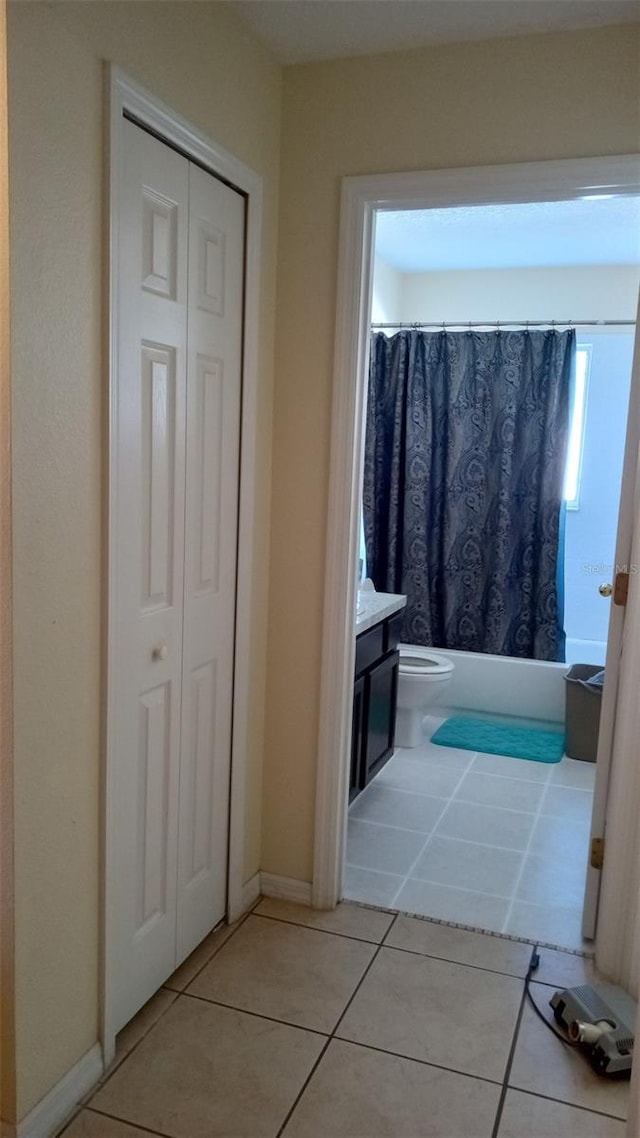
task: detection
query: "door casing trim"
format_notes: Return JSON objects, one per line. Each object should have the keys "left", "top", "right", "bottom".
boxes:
{"left": 105, "top": 65, "right": 263, "bottom": 1061}
{"left": 313, "top": 154, "right": 640, "bottom": 946}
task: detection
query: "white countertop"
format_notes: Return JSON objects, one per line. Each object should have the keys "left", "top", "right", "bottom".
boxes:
{"left": 355, "top": 590, "right": 407, "bottom": 635}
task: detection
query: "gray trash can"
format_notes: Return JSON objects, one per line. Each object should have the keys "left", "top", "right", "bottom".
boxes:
{"left": 564, "top": 664, "right": 605, "bottom": 763}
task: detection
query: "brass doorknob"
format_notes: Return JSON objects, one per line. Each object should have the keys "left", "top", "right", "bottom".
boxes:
{"left": 598, "top": 583, "right": 612, "bottom": 598}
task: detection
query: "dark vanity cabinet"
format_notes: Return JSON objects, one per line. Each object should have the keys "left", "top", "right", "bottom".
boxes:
{"left": 349, "top": 613, "right": 402, "bottom": 802}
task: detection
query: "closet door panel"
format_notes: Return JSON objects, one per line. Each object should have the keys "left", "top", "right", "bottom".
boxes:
{"left": 176, "top": 163, "right": 244, "bottom": 959}
{"left": 112, "top": 120, "right": 188, "bottom": 1033}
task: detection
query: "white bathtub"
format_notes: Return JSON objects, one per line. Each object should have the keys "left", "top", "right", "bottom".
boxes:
{"left": 436, "top": 648, "right": 566, "bottom": 727}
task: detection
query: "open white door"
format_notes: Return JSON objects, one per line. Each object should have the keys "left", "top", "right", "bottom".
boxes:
{"left": 583, "top": 290, "right": 640, "bottom": 943}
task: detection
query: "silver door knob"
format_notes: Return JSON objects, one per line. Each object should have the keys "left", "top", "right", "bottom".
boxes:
{"left": 598, "top": 583, "right": 612, "bottom": 598}
{"left": 152, "top": 644, "right": 168, "bottom": 661}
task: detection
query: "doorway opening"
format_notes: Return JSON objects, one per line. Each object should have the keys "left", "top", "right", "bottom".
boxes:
{"left": 313, "top": 157, "right": 640, "bottom": 962}
{"left": 345, "top": 196, "right": 639, "bottom": 949}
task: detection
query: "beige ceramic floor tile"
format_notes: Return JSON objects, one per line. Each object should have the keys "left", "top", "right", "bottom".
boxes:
{"left": 61, "top": 1110, "right": 163, "bottom": 1137}
{"left": 386, "top": 914, "right": 533, "bottom": 977}
{"left": 498, "top": 1089, "right": 626, "bottom": 1137}
{"left": 188, "top": 914, "right": 376, "bottom": 1032}
{"left": 114, "top": 987, "right": 177, "bottom": 1065}
{"left": 164, "top": 919, "right": 241, "bottom": 991}
{"left": 255, "top": 897, "right": 394, "bottom": 943}
{"left": 509, "top": 994, "right": 629, "bottom": 1119}
{"left": 91, "top": 997, "right": 325, "bottom": 1138}
{"left": 283, "top": 1038, "right": 500, "bottom": 1138}
{"left": 532, "top": 946, "right": 598, "bottom": 989}
{"left": 338, "top": 946, "right": 523, "bottom": 1082}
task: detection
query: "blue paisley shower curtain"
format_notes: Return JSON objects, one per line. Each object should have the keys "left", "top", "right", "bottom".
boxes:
{"left": 363, "top": 329, "right": 574, "bottom": 661}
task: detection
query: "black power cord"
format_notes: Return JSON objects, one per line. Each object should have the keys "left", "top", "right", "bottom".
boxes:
{"left": 524, "top": 944, "right": 580, "bottom": 1049}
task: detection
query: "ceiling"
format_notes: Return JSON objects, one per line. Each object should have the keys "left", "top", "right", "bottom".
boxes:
{"left": 375, "top": 196, "right": 640, "bottom": 272}
{"left": 228, "top": 0, "right": 640, "bottom": 65}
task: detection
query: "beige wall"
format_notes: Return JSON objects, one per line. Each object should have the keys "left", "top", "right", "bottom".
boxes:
{"left": 263, "top": 24, "right": 640, "bottom": 882}
{"left": 7, "top": 0, "right": 280, "bottom": 1119}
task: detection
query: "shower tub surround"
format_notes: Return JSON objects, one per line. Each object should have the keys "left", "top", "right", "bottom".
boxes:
{"left": 440, "top": 647, "right": 566, "bottom": 724}
{"left": 345, "top": 715, "right": 595, "bottom": 951}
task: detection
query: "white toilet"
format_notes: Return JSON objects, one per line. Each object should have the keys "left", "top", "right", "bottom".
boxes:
{"left": 395, "top": 644, "right": 455, "bottom": 748}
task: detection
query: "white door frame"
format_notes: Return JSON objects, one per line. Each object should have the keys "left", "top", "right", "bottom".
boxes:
{"left": 104, "top": 66, "right": 263, "bottom": 1060}
{"left": 313, "top": 154, "right": 640, "bottom": 922}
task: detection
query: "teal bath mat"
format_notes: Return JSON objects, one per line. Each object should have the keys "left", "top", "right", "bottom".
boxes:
{"left": 431, "top": 717, "right": 564, "bottom": 764}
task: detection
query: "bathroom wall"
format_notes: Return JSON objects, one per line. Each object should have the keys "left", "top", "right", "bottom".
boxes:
{"left": 370, "top": 261, "right": 640, "bottom": 664}
{"left": 371, "top": 256, "right": 402, "bottom": 324}
{"left": 394, "top": 264, "right": 640, "bottom": 324}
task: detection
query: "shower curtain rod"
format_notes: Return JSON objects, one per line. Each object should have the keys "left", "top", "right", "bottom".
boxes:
{"left": 371, "top": 319, "right": 635, "bottom": 329}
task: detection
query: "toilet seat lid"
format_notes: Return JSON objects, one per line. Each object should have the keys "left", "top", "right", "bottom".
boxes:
{"left": 399, "top": 644, "right": 454, "bottom": 676}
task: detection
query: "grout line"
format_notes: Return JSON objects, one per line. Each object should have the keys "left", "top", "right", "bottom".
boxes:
{"left": 344, "top": 861, "right": 406, "bottom": 880}
{"left": 406, "top": 832, "right": 533, "bottom": 855}
{"left": 331, "top": 1033, "right": 504, "bottom": 1091}
{"left": 349, "top": 815, "right": 448, "bottom": 836}
{"left": 350, "top": 810, "right": 547, "bottom": 853}
{"left": 79, "top": 989, "right": 180, "bottom": 1104}
{"left": 459, "top": 768, "right": 557, "bottom": 788}
{"left": 395, "top": 909, "right": 591, "bottom": 957}
{"left": 348, "top": 896, "right": 589, "bottom": 956}
{"left": 505, "top": 1084, "right": 629, "bottom": 1123}
{"left": 368, "top": 767, "right": 566, "bottom": 796}
{"left": 183, "top": 990, "right": 330, "bottom": 1037}
{"left": 380, "top": 941, "right": 530, "bottom": 980}
{"left": 454, "top": 797, "right": 540, "bottom": 818}
{"left": 164, "top": 905, "right": 255, "bottom": 992}
{"left": 86, "top": 906, "right": 256, "bottom": 1102}
{"left": 398, "top": 876, "right": 514, "bottom": 903}
{"left": 250, "top": 910, "right": 388, "bottom": 945}
{"left": 387, "top": 753, "right": 594, "bottom": 796}
{"left": 387, "top": 754, "right": 477, "bottom": 909}
{"left": 500, "top": 764, "right": 555, "bottom": 936}
{"left": 394, "top": 743, "right": 596, "bottom": 791}
{"left": 349, "top": 813, "right": 450, "bottom": 835}
{"left": 354, "top": 796, "right": 593, "bottom": 824}
{"left": 273, "top": 912, "right": 401, "bottom": 1138}
{"left": 342, "top": 898, "right": 593, "bottom": 958}
{"left": 83, "top": 1106, "right": 172, "bottom": 1137}
{"left": 490, "top": 947, "right": 536, "bottom": 1138}
{"left": 379, "top": 911, "right": 398, "bottom": 946}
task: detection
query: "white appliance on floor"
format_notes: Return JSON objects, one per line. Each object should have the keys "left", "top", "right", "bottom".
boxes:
{"left": 395, "top": 644, "right": 455, "bottom": 747}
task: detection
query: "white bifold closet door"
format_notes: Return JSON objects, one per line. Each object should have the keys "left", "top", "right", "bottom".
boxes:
{"left": 112, "top": 119, "right": 243, "bottom": 1033}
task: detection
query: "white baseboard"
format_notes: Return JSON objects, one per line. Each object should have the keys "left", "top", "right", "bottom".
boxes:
{"left": 240, "top": 871, "right": 261, "bottom": 911}
{"left": 12, "top": 1043, "right": 103, "bottom": 1138}
{"left": 260, "top": 873, "right": 312, "bottom": 905}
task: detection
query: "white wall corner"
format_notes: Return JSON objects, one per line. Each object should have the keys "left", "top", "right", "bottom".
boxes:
{"left": 260, "top": 874, "right": 313, "bottom": 906}
{"left": 13, "top": 1043, "right": 103, "bottom": 1138}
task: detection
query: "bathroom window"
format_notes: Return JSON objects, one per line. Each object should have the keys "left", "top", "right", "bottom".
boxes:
{"left": 564, "top": 345, "right": 591, "bottom": 511}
